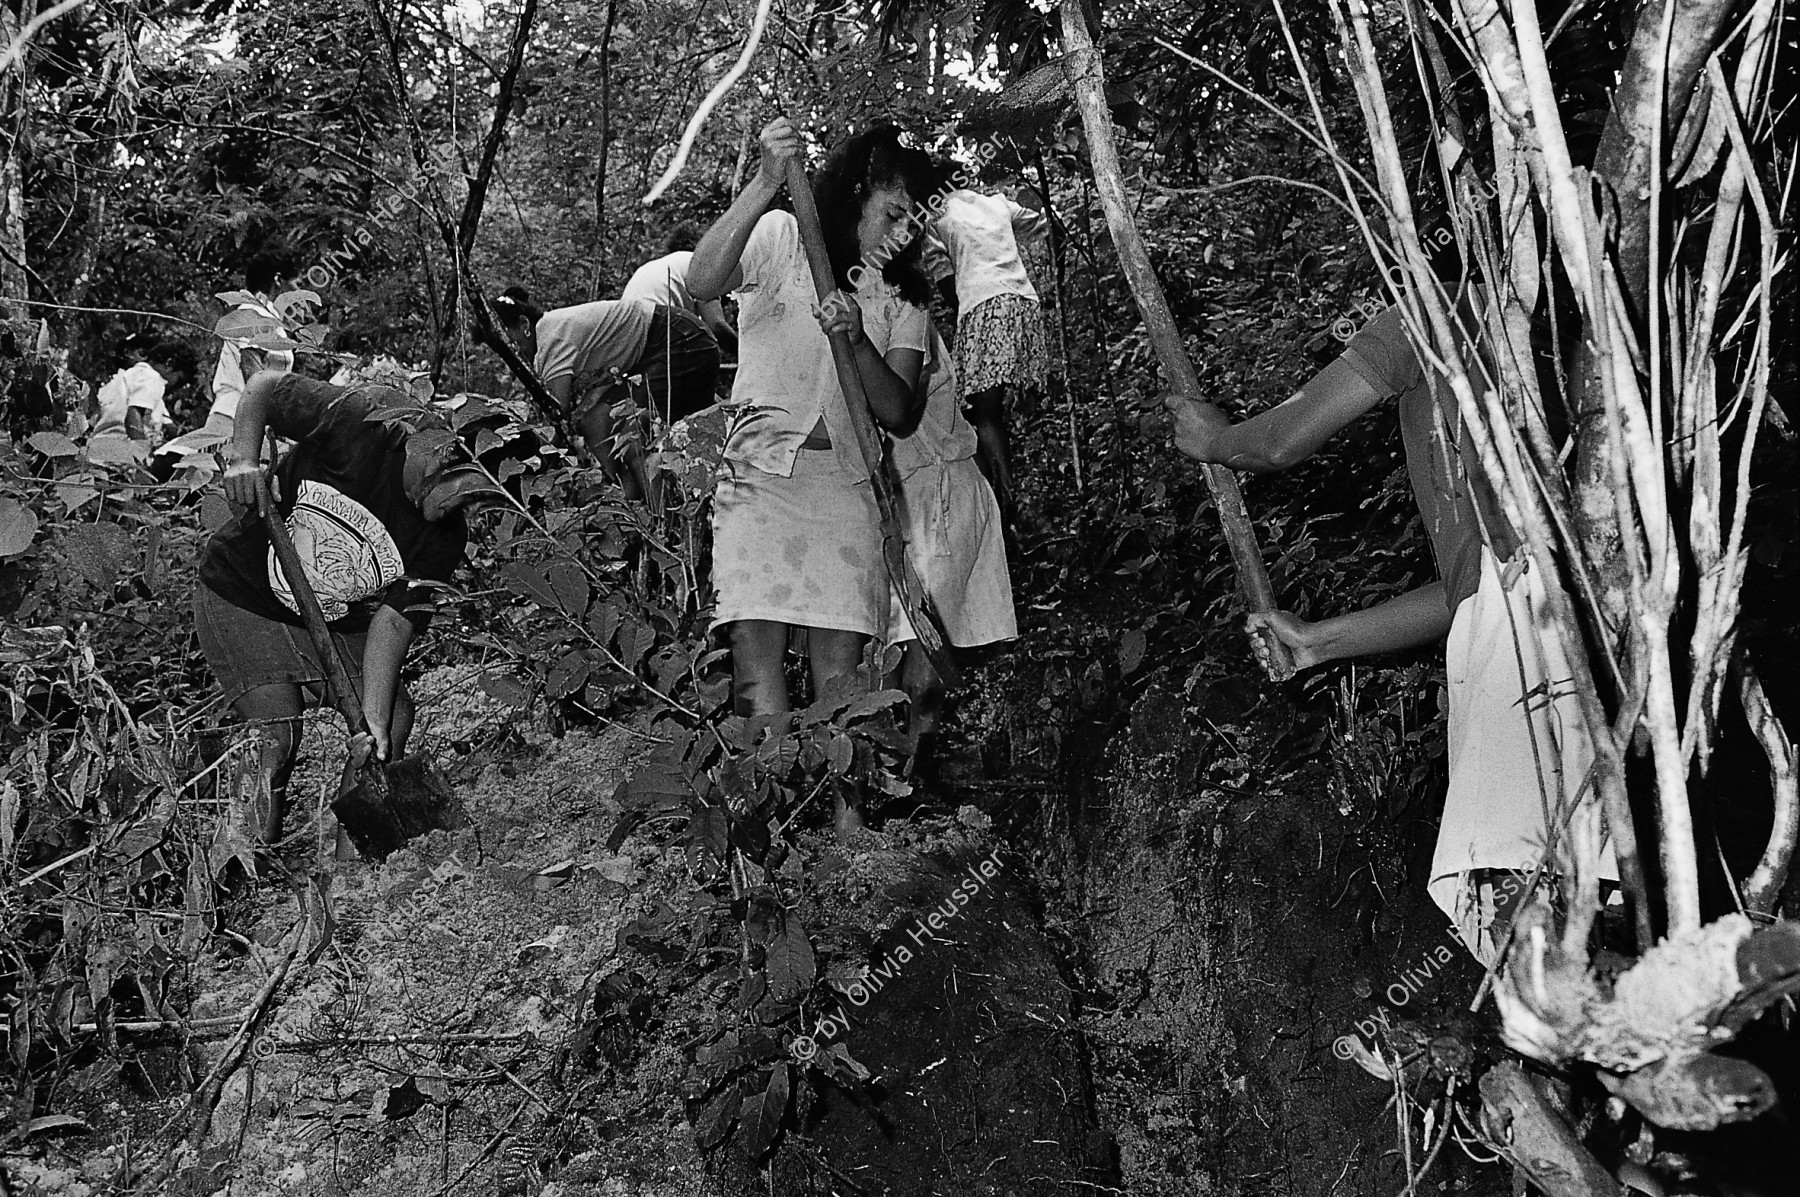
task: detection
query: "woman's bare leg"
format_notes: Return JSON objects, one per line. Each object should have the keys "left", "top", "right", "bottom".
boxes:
{"left": 230, "top": 683, "right": 305, "bottom": 848}
{"left": 968, "top": 385, "right": 1012, "bottom": 520}
{"left": 896, "top": 643, "right": 945, "bottom": 775}
{"left": 729, "top": 619, "right": 793, "bottom": 716}
{"left": 808, "top": 628, "right": 871, "bottom": 832}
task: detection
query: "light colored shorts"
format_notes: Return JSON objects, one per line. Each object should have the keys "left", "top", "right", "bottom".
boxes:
{"left": 193, "top": 583, "right": 367, "bottom": 707}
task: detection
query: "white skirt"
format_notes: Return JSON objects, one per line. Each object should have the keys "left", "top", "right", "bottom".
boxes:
{"left": 886, "top": 457, "right": 1016, "bottom": 648}
{"left": 1430, "top": 546, "right": 1616, "bottom": 962}
{"left": 710, "top": 448, "right": 887, "bottom": 636}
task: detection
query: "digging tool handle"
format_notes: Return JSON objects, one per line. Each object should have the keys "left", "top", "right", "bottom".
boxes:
{"left": 1059, "top": 2, "right": 1294, "bottom": 680}
{"left": 780, "top": 156, "right": 957, "bottom": 684}
{"left": 255, "top": 462, "right": 370, "bottom": 735}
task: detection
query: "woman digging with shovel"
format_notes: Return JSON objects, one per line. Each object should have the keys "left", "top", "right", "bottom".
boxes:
{"left": 195, "top": 370, "right": 522, "bottom": 861}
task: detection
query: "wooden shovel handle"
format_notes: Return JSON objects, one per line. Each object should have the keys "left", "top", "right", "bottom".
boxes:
{"left": 255, "top": 455, "right": 370, "bottom": 733}
{"left": 1060, "top": 2, "right": 1294, "bottom": 681}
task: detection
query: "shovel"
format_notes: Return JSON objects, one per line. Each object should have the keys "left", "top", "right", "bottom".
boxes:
{"left": 256, "top": 469, "right": 464, "bottom": 861}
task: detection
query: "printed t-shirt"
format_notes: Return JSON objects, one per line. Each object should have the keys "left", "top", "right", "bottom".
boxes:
{"left": 212, "top": 297, "right": 296, "bottom": 419}
{"left": 1339, "top": 304, "right": 1518, "bottom": 613}
{"left": 922, "top": 190, "right": 1046, "bottom": 311}
{"left": 199, "top": 376, "right": 467, "bottom": 634}
{"left": 532, "top": 300, "right": 657, "bottom": 398}
{"left": 890, "top": 323, "right": 977, "bottom": 477}
{"left": 621, "top": 252, "right": 699, "bottom": 314}
{"left": 92, "top": 363, "right": 169, "bottom": 438}
{"left": 726, "top": 209, "right": 930, "bottom": 481}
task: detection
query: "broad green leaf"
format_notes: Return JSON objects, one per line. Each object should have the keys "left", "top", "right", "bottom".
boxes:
{"left": 501, "top": 561, "right": 558, "bottom": 608}
{"left": 694, "top": 1080, "right": 741, "bottom": 1149}
{"left": 546, "top": 651, "right": 592, "bottom": 698}
{"left": 27, "top": 432, "right": 79, "bottom": 457}
{"left": 841, "top": 688, "right": 909, "bottom": 723}
{"left": 547, "top": 561, "right": 589, "bottom": 616}
{"left": 685, "top": 805, "right": 728, "bottom": 873}
{"left": 735, "top": 1062, "right": 789, "bottom": 1159}
{"left": 764, "top": 916, "right": 815, "bottom": 1004}
{"left": 1119, "top": 628, "right": 1147, "bottom": 675}
{"left": 0, "top": 499, "right": 39, "bottom": 557}
{"left": 213, "top": 308, "right": 283, "bottom": 341}
{"left": 478, "top": 671, "right": 530, "bottom": 706}
{"left": 618, "top": 619, "right": 655, "bottom": 670}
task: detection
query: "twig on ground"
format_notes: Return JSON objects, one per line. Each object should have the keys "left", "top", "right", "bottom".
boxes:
{"left": 427, "top": 1095, "right": 532, "bottom": 1197}
{"left": 131, "top": 886, "right": 318, "bottom": 1194}
{"left": 278, "top": 1031, "right": 536, "bottom": 1050}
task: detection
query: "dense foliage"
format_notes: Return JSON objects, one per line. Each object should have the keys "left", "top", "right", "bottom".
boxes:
{"left": 3, "top": 0, "right": 1796, "bottom": 1191}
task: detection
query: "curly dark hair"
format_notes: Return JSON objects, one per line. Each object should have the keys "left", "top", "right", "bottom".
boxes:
{"left": 812, "top": 126, "right": 940, "bottom": 308}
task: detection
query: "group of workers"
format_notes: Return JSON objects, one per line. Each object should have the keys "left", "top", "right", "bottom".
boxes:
{"left": 81, "top": 113, "right": 1597, "bottom": 967}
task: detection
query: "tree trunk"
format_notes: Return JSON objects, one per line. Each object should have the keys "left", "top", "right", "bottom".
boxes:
{"left": 1569, "top": 0, "right": 1740, "bottom": 639}
{"left": 1059, "top": 0, "right": 1290, "bottom": 678}
{"left": 590, "top": 0, "right": 619, "bottom": 299}
{"left": 1, "top": 0, "right": 30, "bottom": 314}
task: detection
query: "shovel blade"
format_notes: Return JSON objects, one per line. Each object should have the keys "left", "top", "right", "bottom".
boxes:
{"left": 332, "top": 753, "right": 465, "bottom": 861}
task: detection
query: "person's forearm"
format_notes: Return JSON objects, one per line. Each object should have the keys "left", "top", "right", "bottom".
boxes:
{"left": 544, "top": 375, "right": 573, "bottom": 417}
{"left": 1180, "top": 358, "right": 1384, "bottom": 474}
{"left": 848, "top": 339, "right": 919, "bottom": 431}
{"left": 229, "top": 373, "right": 278, "bottom": 461}
{"left": 1307, "top": 582, "right": 1452, "bottom": 663}
{"left": 1202, "top": 420, "right": 1299, "bottom": 474}
{"left": 690, "top": 174, "right": 780, "bottom": 300}
{"left": 1225, "top": 390, "right": 1361, "bottom": 472}
{"left": 360, "top": 606, "right": 415, "bottom": 741}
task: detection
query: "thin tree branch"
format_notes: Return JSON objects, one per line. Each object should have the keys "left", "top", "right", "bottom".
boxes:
{"left": 457, "top": 0, "right": 537, "bottom": 259}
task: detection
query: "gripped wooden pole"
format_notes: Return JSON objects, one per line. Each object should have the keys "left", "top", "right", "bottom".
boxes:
{"left": 1060, "top": 1, "right": 1294, "bottom": 680}
{"left": 258, "top": 445, "right": 367, "bottom": 736}
{"left": 781, "top": 158, "right": 958, "bottom": 685}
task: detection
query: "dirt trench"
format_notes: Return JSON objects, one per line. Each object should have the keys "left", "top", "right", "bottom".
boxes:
{"left": 4, "top": 667, "right": 1115, "bottom": 1197}
{"left": 9, "top": 646, "right": 1540, "bottom": 1197}
{"left": 989, "top": 666, "right": 1520, "bottom": 1197}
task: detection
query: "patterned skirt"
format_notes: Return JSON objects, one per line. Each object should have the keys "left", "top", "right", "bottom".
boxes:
{"left": 953, "top": 294, "right": 1050, "bottom": 395}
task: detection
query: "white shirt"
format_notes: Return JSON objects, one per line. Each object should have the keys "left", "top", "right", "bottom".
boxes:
{"left": 212, "top": 296, "right": 295, "bottom": 419}
{"left": 890, "top": 323, "right": 977, "bottom": 478}
{"left": 621, "top": 251, "right": 698, "bottom": 313}
{"left": 93, "top": 363, "right": 169, "bottom": 439}
{"left": 727, "top": 211, "right": 929, "bottom": 481}
{"left": 923, "top": 189, "right": 1048, "bottom": 312}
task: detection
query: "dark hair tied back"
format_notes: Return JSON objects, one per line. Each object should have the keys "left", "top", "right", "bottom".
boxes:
{"left": 491, "top": 286, "right": 543, "bottom": 328}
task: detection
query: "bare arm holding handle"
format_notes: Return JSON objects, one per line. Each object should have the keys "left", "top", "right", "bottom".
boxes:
{"left": 1165, "top": 355, "right": 1386, "bottom": 476}
{"left": 1165, "top": 354, "right": 1447, "bottom": 673}
{"left": 688, "top": 117, "right": 802, "bottom": 302}
{"left": 1246, "top": 583, "right": 1452, "bottom": 675}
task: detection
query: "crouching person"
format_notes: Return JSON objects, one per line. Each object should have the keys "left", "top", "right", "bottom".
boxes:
{"left": 194, "top": 370, "right": 512, "bottom": 855}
